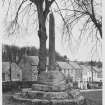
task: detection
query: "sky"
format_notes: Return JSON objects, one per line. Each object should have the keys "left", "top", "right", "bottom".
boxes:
{"left": 0, "top": 0, "right": 102, "bottom": 61}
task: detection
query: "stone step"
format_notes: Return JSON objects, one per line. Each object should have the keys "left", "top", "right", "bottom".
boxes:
{"left": 22, "top": 88, "right": 32, "bottom": 92}
{"left": 21, "top": 90, "right": 69, "bottom": 99}
{"left": 13, "top": 94, "right": 85, "bottom": 105}
{"left": 32, "top": 83, "right": 66, "bottom": 92}
{"left": 21, "top": 88, "right": 81, "bottom": 99}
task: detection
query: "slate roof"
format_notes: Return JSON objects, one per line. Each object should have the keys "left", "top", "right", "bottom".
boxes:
{"left": 92, "top": 66, "right": 102, "bottom": 73}
{"left": 69, "top": 61, "right": 82, "bottom": 69}
{"left": 80, "top": 65, "right": 90, "bottom": 71}
{"left": 57, "top": 61, "right": 73, "bottom": 69}
{"left": 80, "top": 64, "right": 102, "bottom": 73}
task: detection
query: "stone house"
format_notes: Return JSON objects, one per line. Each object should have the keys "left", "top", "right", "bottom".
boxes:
{"left": 82, "top": 65, "right": 102, "bottom": 82}
{"left": 56, "top": 61, "right": 82, "bottom": 83}
{"left": 80, "top": 65, "right": 92, "bottom": 82}
{"left": 2, "top": 62, "right": 10, "bottom": 81}
{"left": 57, "top": 61, "right": 74, "bottom": 78}
{"left": 89, "top": 66, "right": 102, "bottom": 82}
{"left": 19, "top": 56, "right": 39, "bottom": 81}
{"left": 94, "top": 67, "right": 102, "bottom": 82}
{"left": 19, "top": 56, "right": 49, "bottom": 81}
{"left": 79, "top": 65, "right": 92, "bottom": 89}
{"left": 68, "top": 61, "right": 82, "bottom": 82}
{"left": 2, "top": 62, "right": 22, "bottom": 81}
{"left": 78, "top": 65, "right": 102, "bottom": 89}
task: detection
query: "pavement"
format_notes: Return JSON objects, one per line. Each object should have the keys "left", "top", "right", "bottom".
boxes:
{"left": 80, "top": 89, "right": 102, "bottom": 92}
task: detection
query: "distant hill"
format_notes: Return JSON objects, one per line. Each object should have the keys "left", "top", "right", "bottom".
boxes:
{"left": 2, "top": 44, "right": 66, "bottom": 63}
{"left": 78, "top": 61, "right": 102, "bottom": 68}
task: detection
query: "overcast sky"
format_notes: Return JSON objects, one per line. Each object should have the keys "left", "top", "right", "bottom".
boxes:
{"left": 0, "top": 0, "right": 102, "bottom": 61}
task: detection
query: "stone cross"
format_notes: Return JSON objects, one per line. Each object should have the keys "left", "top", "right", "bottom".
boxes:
{"left": 49, "top": 12, "right": 55, "bottom": 70}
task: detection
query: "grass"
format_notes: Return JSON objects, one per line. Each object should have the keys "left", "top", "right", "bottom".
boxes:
{"left": 81, "top": 90, "right": 102, "bottom": 105}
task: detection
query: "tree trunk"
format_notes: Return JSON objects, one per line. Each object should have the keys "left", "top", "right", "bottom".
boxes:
{"left": 9, "top": 62, "right": 12, "bottom": 81}
{"left": 32, "top": 0, "right": 55, "bottom": 74}
{"left": 38, "top": 21, "right": 47, "bottom": 74}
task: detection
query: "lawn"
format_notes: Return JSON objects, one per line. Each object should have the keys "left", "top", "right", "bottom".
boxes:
{"left": 2, "top": 90, "right": 102, "bottom": 105}
{"left": 2, "top": 92, "right": 30, "bottom": 105}
{"left": 81, "top": 90, "right": 102, "bottom": 105}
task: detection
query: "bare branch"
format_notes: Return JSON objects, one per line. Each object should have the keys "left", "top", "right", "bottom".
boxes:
{"left": 15, "top": 0, "right": 28, "bottom": 22}
{"left": 54, "top": 0, "right": 72, "bottom": 39}
{"left": 43, "top": 0, "right": 55, "bottom": 19}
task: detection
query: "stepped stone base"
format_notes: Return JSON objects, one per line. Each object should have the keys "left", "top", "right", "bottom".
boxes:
{"left": 37, "top": 71, "right": 65, "bottom": 85}
{"left": 13, "top": 93, "right": 85, "bottom": 105}
{"left": 22, "top": 90, "right": 68, "bottom": 99}
{"left": 13, "top": 71, "right": 86, "bottom": 105}
{"left": 32, "top": 83, "right": 66, "bottom": 92}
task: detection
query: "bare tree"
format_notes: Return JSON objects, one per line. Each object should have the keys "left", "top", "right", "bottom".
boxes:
{"left": 3, "top": 0, "right": 55, "bottom": 74}
{"left": 2, "top": 0, "right": 102, "bottom": 72}
{"left": 61, "top": 0, "right": 102, "bottom": 38}
{"left": 54, "top": 0, "right": 102, "bottom": 59}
